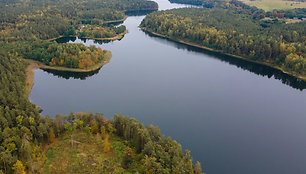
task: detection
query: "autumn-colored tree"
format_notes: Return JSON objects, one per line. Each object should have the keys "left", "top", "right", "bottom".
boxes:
{"left": 107, "top": 123, "right": 116, "bottom": 136}
{"left": 122, "top": 147, "right": 134, "bottom": 168}
{"left": 12, "top": 160, "right": 25, "bottom": 174}
{"left": 91, "top": 120, "right": 99, "bottom": 134}
{"left": 16, "top": 115, "right": 23, "bottom": 128}
{"left": 104, "top": 134, "right": 111, "bottom": 153}
{"left": 141, "top": 7, "right": 305, "bottom": 76}
{"left": 48, "top": 128, "right": 55, "bottom": 144}
{"left": 31, "top": 145, "right": 41, "bottom": 160}
{"left": 194, "top": 161, "right": 204, "bottom": 174}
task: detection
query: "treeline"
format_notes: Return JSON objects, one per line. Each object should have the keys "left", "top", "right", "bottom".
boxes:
{"left": 169, "top": 0, "right": 306, "bottom": 19}
{"left": 113, "top": 115, "right": 203, "bottom": 173}
{"left": 0, "top": 0, "right": 158, "bottom": 24}
{"left": 141, "top": 7, "right": 305, "bottom": 77}
{"left": 79, "top": 25, "right": 127, "bottom": 39}
{"left": 17, "top": 42, "right": 107, "bottom": 68}
{"left": 0, "top": 107, "right": 204, "bottom": 173}
{"left": 45, "top": 112, "right": 204, "bottom": 173}
{"left": 274, "top": 8, "right": 306, "bottom": 19}
{"left": 0, "top": 50, "right": 48, "bottom": 173}
{"left": 0, "top": 0, "right": 157, "bottom": 40}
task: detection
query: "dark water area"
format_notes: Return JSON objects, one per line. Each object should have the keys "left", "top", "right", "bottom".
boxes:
{"left": 42, "top": 68, "right": 101, "bottom": 80}
{"left": 143, "top": 31, "right": 306, "bottom": 90}
{"left": 30, "top": 0, "right": 306, "bottom": 174}
{"left": 56, "top": 36, "right": 120, "bottom": 44}
{"left": 125, "top": 9, "right": 158, "bottom": 16}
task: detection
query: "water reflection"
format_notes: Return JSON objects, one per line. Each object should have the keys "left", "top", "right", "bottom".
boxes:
{"left": 55, "top": 34, "right": 306, "bottom": 90}
{"left": 143, "top": 31, "right": 306, "bottom": 90}
{"left": 56, "top": 37, "right": 119, "bottom": 44}
{"left": 102, "top": 21, "right": 124, "bottom": 27}
{"left": 42, "top": 68, "right": 101, "bottom": 80}
{"left": 56, "top": 37, "right": 77, "bottom": 43}
{"left": 125, "top": 10, "right": 158, "bottom": 16}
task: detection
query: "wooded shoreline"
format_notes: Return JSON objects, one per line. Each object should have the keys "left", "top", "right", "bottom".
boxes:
{"left": 25, "top": 50, "right": 112, "bottom": 97}
{"left": 140, "top": 27, "right": 306, "bottom": 82}
{"left": 47, "top": 30, "right": 128, "bottom": 42}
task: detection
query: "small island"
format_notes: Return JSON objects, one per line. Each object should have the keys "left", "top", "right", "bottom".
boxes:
{"left": 77, "top": 25, "right": 128, "bottom": 41}
{"left": 50, "top": 20, "right": 129, "bottom": 42}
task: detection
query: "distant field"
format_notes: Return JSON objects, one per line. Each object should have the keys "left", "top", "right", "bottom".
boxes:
{"left": 241, "top": 0, "right": 306, "bottom": 11}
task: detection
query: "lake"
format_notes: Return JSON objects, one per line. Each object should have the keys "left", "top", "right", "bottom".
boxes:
{"left": 29, "top": 0, "right": 306, "bottom": 173}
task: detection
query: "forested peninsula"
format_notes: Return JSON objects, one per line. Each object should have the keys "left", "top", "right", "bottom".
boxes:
{"left": 141, "top": 0, "right": 306, "bottom": 80}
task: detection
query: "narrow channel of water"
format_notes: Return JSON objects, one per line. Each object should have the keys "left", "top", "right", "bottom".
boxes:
{"left": 30, "top": 0, "right": 306, "bottom": 173}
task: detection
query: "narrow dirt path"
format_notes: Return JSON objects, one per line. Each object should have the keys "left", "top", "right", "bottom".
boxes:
{"left": 43, "top": 138, "right": 59, "bottom": 154}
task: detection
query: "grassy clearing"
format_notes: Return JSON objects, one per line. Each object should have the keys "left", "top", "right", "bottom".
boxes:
{"left": 34, "top": 131, "right": 140, "bottom": 174}
{"left": 242, "top": 0, "right": 306, "bottom": 11}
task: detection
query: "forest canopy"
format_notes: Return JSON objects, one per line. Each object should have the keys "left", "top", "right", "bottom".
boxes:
{"left": 0, "top": 0, "right": 158, "bottom": 68}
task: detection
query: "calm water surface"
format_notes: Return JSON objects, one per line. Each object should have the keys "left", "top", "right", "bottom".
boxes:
{"left": 30, "top": 0, "right": 306, "bottom": 173}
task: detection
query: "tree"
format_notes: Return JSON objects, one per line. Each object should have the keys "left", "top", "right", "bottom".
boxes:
{"left": 64, "top": 26, "right": 76, "bottom": 36}
{"left": 91, "top": 120, "right": 99, "bottom": 134}
{"left": 104, "top": 135, "right": 111, "bottom": 153}
{"left": 100, "top": 126, "right": 106, "bottom": 139}
{"left": 68, "top": 110, "right": 75, "bottom": 123}
{"left": 0, "top": 149, "right": 14, "bottom": 174}
{"left": 122, "top": 147, "right": 134, "bottom": 168}
{"left": 48, "top": 128, "right": 55, "bottom": 144}
{"left": 194, "top": 161, "right": 204, "bottom": 174}
{"left": 16, "top": 115, "right": 23, "bottom": 128}
{"left": 107, "top": 123, "right": 116, "bottom": 136}
{"left": 31, "top": 145, "right": 41, "bottom": 160}
{"left": 12, "top": 160, "right": 25, "bottom": 174}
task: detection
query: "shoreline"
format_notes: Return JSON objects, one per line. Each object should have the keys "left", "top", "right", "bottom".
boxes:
{"left": 80, "top": 30, "right": 128, "bottom": 41}
{"left": 46, "top": 14, "right": 129, "bottom": 42}
{"left": 124, "top": 7, "right": 158, "bottom": 12}
{"left": 140, "top": 27, "right": 306, "bottom": 82}
{"left": 47, "top": 30, "right": 128, "bottom": 42}
{"left": 103, "top": 15, "right": 128, "bottom": 24}
{"left": 25, "top": 50, "right": 112, "bottom": 97}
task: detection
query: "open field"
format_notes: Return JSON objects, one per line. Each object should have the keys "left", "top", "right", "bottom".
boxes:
{"left": 241, "top": 0, "right": 306, "bottom": 11}
{"left": 33, "top": 131, "right": 136, "bottom": 174}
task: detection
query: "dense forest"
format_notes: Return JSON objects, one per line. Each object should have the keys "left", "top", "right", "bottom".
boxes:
{"left": 0, "top": 0, "right": 158, "bottom": 68}
{"left": 169, "top": 0, "right": 306, "bottom": 19}
{"left": 78, "top": 25, "right": 127, "bottom": 39}
{"left": 141, "top": 5, "right": 306, "bottom": 79}
{"left": 0, "top": 50, "right": 45, "bottom": 173}
{"left": 21, "top": 42, "right": 108, "bottom": 68}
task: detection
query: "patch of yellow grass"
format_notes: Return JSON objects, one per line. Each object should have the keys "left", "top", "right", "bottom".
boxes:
{"left": 243, "top": 0, "right": 306, "bottom": 11}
